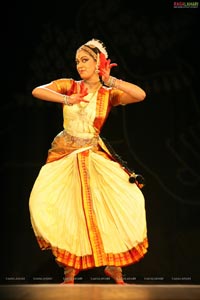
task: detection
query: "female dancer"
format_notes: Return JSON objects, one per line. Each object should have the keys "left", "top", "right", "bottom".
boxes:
{"left": 29, "top": 38, "right": 148, "bottom": 284}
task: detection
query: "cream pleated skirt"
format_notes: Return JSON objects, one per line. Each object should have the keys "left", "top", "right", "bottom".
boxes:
{"left": 29, "top": 148, "right": 148, "bottom": 270}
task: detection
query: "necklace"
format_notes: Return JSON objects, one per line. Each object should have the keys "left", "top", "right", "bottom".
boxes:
{"left": 83, "top": 79, "right": 101, "bottom": 90}
{"left": 78, "top": 84, "right": 101, "bottom": 116}
{"left": 79, "top": 83, "right": 101, "bottom": 108}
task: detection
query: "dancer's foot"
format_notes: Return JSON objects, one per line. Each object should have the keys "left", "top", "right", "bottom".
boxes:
{"left": 61, "top": 268, "right": 79, "bottom": 284}
{"left": 104, "top": 266, "right": 126, "bottom": 284}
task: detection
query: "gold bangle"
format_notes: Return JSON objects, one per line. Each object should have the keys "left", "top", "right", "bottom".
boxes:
{"left": 104, "top": 76, "right": 117, "bottom": 88}
{"left": 63, "top": 95, "right": 73, "bottom": 106}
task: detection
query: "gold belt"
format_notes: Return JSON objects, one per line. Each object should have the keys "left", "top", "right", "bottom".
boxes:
{"left": 62, "top": 131, "right": 99, "bottom": 148}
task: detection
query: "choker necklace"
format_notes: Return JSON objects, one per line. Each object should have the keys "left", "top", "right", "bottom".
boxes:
{"left": 83, "top": 80, "right": 101, "bottom": 93}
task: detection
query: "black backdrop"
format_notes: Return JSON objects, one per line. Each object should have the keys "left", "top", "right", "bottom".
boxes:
{"left": 2, "top": 0, "right": 200, "bottom": 285}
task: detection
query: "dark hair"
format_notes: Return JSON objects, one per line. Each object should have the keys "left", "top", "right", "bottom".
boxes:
{"left": 84, "top": 45, "right": 100, "bottom": 56}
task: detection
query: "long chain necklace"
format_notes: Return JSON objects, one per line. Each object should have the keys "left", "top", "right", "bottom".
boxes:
{"left": 78, "top": 83, "right": 101, "bottom": 116}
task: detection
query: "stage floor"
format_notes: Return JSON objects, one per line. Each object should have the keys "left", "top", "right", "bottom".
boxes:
{"left": 0, "top": 284, "right": 200, "bottom": 300}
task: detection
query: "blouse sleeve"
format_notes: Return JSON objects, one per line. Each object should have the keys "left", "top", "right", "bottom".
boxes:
{"left": 109, "top": 89, "right": 124, "bottom": 106}
{"left": 51, "top": 78, "right": 75, "bottom": 94}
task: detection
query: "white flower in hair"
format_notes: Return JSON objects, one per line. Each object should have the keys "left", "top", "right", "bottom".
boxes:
{"left": 85, "top": 38, "right": 108, "bottom": 58}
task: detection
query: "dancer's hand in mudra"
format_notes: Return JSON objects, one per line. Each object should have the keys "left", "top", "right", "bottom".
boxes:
{"left": 69, "top": 81, "right": 89, "bottom": 104}
{"left": 98, "top": 53, "right": 118, "bottom": 83}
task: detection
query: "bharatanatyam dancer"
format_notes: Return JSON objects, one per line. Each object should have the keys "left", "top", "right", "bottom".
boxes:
{"left": 29, "top": 38, "right": 148, "bottom": 284}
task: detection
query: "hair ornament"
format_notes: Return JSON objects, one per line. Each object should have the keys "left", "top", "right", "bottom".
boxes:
{"left": 85, "top": 38, "right": 108, "bottom": 58}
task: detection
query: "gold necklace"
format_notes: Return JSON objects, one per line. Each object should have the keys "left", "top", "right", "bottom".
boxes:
{"left": 84, "top": 80, "right": 101, "bottom": 90}
{"left": 79, "top": 83, "right": 101, "bottom": 108}
{"left": 78, "top": 85, "right": 101, "bottom": 117}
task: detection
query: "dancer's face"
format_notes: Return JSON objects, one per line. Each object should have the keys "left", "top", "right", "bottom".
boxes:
{"left": 76, "top": 50, "right": 97, "bottom": 80}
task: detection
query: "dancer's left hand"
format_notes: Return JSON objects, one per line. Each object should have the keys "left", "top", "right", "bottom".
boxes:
{"left": 98, "top": 53, "right": 117, "bottom": 83}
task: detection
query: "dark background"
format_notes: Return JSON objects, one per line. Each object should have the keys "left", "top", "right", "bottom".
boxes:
{"left": 2, "top": 0, "right": 200, "bottom": 285}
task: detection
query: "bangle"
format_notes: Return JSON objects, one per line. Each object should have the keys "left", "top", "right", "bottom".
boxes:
{"left": 63, "top": 95, "right": 73, "bottom": 106}
{"left": 104, "top": 77, "right": 123, "bottom": 89}
{"left": 104, "top": 76, "right": 116, "bottom": 88}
